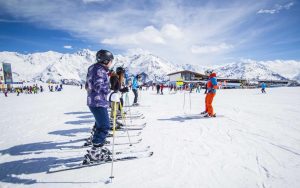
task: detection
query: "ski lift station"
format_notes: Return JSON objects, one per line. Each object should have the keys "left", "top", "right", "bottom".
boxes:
{"left": 167, "top": 70, "right": 296, "bottom": 89}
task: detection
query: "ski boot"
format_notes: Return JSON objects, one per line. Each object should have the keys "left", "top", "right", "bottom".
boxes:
{"left": 200, "top": 111, "right": 207, "bottom": 115}
{"left": 83, "top": 146, "right": 112, "bottom": 165}
{"left": 110, "top": 119, "right": 125, "bottom": 130}
{"left": 203, "top": 113, "right": 216, "bottom": 118}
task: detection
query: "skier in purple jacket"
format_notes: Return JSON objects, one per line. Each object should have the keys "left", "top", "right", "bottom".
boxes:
{"left": 84, "top": 49, "right": 114, "bottom": 163}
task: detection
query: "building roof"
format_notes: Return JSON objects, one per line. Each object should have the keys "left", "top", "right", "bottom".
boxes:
{"left": 217, "top": 77, "right": 247, "bottom": 82}
{"left": 167, "top": 70, "right": 207, "bottom": 77}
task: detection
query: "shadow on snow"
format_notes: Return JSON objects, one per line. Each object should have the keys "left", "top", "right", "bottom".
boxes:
{"left": 49, "top": 128, "right": 90, "bottom": 137}
{"left": 0, "top": 156, "right": 83, "bottom": 184}
{"left": 157, "top": 114, "right": 224, "bottom": 123}
{"left": 0, "top": 139, "right": 84, "bottom": 156}
{"left": 0, "top": 111, "right": 99, "bottom": 185}
{"left": 64, "top": 111, "right": 90, "bottom": 115}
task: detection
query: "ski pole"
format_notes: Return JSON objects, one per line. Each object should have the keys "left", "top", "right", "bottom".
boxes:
{"left": 183, "top": 91, "right": 186, "bottom": 110}
{"left": 125, "top": 92, "right": 133, "bottom": 125}
{"left": 138, "top": 88, "right": 141, "bottom": 103}
{"left": 119, "top": 102, "right": 132, "bottom": 146}
{"left": 109, "top": 101, "right": 117, "bottom": 182}
{"left": 189, "top": 92, "right": 191, "bottom": 113}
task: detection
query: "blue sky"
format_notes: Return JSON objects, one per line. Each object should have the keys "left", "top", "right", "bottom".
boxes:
{"left": 0, "top": 0, "right": 299, "bottom": 65}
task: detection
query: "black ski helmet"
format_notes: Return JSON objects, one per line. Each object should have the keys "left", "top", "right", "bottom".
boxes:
{"left": 96, "top": 49, "right": 114, "bottom": 65}
{"left": 116, "top": 67, "right": 125, "bottom": 75}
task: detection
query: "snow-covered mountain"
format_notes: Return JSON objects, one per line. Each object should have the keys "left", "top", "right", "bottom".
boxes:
{"left": 113, "top": 50, "right": 181, "bottom": 82}
{"left": 259, "top": 60, "right": 300, "bottom": 80}
{"left": 0, "top": 49, "right": 299, "bottom": 84}
{"left": 0, "top": 50, "right": 95, "bottom": 84}
{"left": 293, "top": 73, "right": 300, "bottom": 81}
{"left": 0, "top": 49, "right": 182, "bottom": 84}
{"left": 214, "top": 62, "right": 288, "bottom": 81}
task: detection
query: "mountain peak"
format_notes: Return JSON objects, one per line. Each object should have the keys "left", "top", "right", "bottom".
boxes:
{"left": 76, "top": 49, "right": 95, "bottom": 56}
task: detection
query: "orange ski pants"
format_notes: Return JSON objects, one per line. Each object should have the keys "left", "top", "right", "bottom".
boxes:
{"left": 205, "top": 93, "right": 216, "bottom": 115}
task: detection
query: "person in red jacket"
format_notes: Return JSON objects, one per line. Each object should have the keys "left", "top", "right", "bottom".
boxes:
{"left": 201, "top": 70, "right": 218, "bottom": 117}
{"left": 160, "top": 83, "right": 164, "bottom": 95}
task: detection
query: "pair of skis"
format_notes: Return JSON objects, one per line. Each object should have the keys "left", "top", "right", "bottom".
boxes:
{"left": 48, "top": 149, "right": 153, "bottom": 173}
{"left": 48, "top": 101, "right": 153, "bottom": 176}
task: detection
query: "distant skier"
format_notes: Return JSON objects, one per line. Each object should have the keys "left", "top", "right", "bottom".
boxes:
{"left": 201, "top": 70, "right": 218, "bottom": 117}
{"left": 170, "top": 84, "right": 174, "bottom": 92}
{"left": 4, "top": 89, "right": 8, "bottom": 97}
{"left": 160, "top": 83, "right": 164, "bottom": 95}
{"left": 195, "top": 83, "right": 201, "bottom": 93}
{"left": 189, "top": 83, "right": 194, "bottom": 93}
{"left": 16, "top": 88, "right": 21, "bottom": 96}
{"left": 132, "top": 74, "right": 140, "bottom": 106}
{"left": 261, "top": 82, "right": 267, "bottom": 93}
{"left": 33, "top": 86, "right": 37, "bottom": 94}
{"left": 84, "top": 49, "right": 114, "bottom": 162}
{"left": 156, "top": 84, "right": 160, "bottom": 94}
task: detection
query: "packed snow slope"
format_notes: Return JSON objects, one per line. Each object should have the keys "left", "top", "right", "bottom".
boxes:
{"left": 0, "top": 86, "right": 300, "bottom": 188}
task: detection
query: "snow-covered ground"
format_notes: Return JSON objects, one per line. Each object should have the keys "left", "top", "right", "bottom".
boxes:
{"left": 0, "top": 86, "right": 300, "bottom": 188}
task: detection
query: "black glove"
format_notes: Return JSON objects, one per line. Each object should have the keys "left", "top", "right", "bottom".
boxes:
{"left": 120, "top": 87, "right": 129, "bottom": 93}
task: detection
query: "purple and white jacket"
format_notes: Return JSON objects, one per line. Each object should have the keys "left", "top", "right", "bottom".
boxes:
{"left": 86, "top": 63, "right": 110, "bottom": 108}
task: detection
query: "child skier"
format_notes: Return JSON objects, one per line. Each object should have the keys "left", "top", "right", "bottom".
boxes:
{"left": 261, "top": 82, "right": 267, "bottom": 93}
{"left": 109, "top": 67, "right": 129, "bottom": 118}
{"left": 84, "top": 49, "right": 114, "bottom": 163}
{"left": 201, "top": 70, "right": 218, "bottom": 117}
{"left": 132, "top": 74, "right": 140, "bottom": 106}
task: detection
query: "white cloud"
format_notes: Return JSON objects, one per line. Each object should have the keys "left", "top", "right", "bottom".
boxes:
{"left": 102, "top": 24, "right": 183, "bottom": 45}
{"left": 191, "top": 43, "right": 233, "bottom": 54}
{"left": 161, "top": 24, "right": 184, "bottom": 40}
{"left": 63, "top": 45, "right": 73, "bottom": 49}
{"left": 257, "top": 2, "right": 294, "bottom": 14}
{"left": 102, "top": 25, "right": 165, "bottom": 45}
{"left": 0, "top": 0, "right": 279, "bottom": 65}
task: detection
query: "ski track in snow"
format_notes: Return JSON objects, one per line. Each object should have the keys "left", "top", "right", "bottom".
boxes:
{"left": 0, "top": 86, "right": 300, "bottom": 188}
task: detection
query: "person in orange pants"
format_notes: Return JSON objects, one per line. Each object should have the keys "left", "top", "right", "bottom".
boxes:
{"left": 205, "top": 92, "right": 216, "bottom": 116}
{"left": 201, "top": 70, "right": 218, "bottom": 117}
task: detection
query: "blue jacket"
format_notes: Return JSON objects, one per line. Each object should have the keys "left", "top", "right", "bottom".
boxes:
{"left": 132, "top": 76, "right": 139, "bottom": 90}
{"left": 86, "top": 63, "right": 110, "bottom": 108}
{"left": 261, "top": 83, "right": 267, "bottom": 89}
{"left": 207, "top": 73, "right": 218, "bottom": 93}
